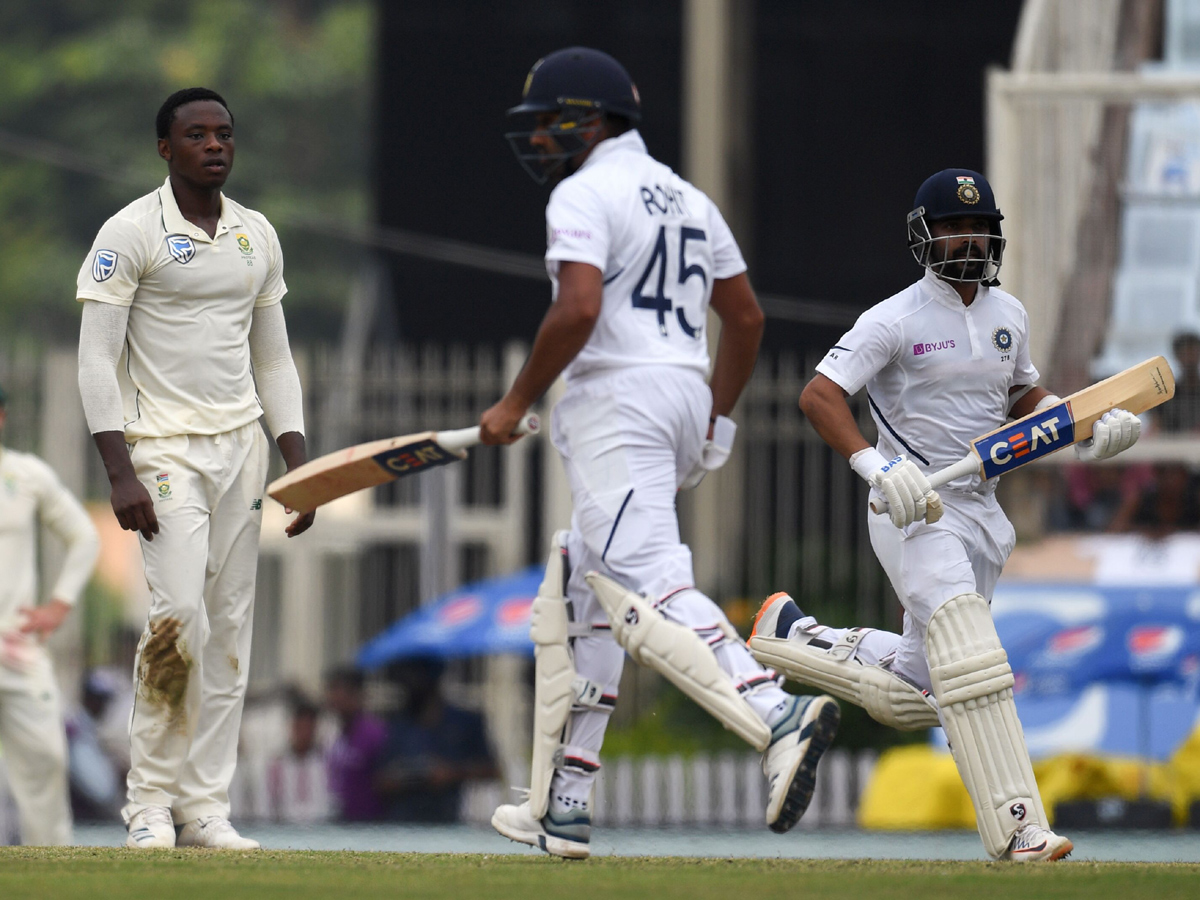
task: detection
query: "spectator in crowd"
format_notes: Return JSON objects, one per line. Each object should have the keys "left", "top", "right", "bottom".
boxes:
{"left": 265, "top": 692, "right": 331, "bottom": 825}
{"left": 375, "top": 659, "right": 498, "bottom": 823}
{"left": 65, "top": 668, "right": 125, "bottom": 821}
{"left": 1109, "top": 463, "right": 1200, "bottom": 537}
{"left": 1160, "top": 331, "right": 1200, "bottom": 433}
{"left": 324, "top": 667, "right": 387, "bottom": 822}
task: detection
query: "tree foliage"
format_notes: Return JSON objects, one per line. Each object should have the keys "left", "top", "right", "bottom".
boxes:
{"left": 0, "top": 0, "right": 372, "bottom": 343}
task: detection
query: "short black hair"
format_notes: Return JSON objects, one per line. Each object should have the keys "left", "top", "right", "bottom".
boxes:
{"left": 156, "top": 87, "right": 233, "bottom": 140}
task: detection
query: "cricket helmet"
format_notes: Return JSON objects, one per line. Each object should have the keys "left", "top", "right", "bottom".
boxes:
{"left": 907, "top": 168, "right": 1006, "bottom": 285}
{"left": 506, "top": 47, "right": 641, "bottom": 184}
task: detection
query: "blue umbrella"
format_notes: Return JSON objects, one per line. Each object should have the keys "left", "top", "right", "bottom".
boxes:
{"left": 357, "top": 565, "right": 542, "bottom": 667}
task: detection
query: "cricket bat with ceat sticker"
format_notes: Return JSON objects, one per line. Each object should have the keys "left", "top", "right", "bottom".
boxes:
{"left": 870, "top": 356, "right": 1175, "bottom": 515}
{"left": 268, "top": 414, "right": 539, "bottom": 514}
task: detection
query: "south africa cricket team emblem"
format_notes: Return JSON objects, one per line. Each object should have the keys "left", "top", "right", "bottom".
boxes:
{"left": 155, "top": 472, "right": 172, "bottom": 501}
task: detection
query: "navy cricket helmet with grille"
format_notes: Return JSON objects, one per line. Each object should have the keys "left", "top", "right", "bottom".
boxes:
{"left": 907, "top": 168, "right": 1006, "bottom": 286}
{"left": 506, "top": 47, "right": 641, "bottom": 184}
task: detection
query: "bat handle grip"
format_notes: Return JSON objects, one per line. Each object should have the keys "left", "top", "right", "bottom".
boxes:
{"left": 868, "top": 455, "right": 980, "bottom": 515}
{"left": 436, "top": 412, "right": 541, "bottom": 454}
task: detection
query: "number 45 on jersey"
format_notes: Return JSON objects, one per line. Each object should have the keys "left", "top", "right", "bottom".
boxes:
{"left": 632, "top": 225, "right": 708, "bottom": 338}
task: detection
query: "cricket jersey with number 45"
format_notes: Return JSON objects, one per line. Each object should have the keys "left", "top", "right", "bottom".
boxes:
{"left": 816, "top": 270, "right": 1040, "bottom": 496}
{"left": 543, "top": 129, "right": 747, "bottom": 384}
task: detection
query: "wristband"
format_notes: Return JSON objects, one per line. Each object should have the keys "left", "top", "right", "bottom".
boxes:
{"left": 849, "top": 447, "right": 890, "bottom": 483}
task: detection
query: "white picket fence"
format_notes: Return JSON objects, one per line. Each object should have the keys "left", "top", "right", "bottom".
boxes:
{"left": 460, "top": 748, "right": 875, "bottom": 830}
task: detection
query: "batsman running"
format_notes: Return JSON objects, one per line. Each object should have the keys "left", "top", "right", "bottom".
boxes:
{"left": 749, "top": 168, "right": 1144, "bottom": 862}
{"left": 480, "top": 47, "right": 839, "bottom": 859}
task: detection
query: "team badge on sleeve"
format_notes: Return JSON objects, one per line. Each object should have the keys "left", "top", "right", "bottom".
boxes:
{"left": 992, "top": 327, "right": 1014, "bottom": 353}
{"left": 167, "top": 235, "right": 196, "bottom": 264}
{"left": 92, "top": 249, "right": 118, "bottom": 282}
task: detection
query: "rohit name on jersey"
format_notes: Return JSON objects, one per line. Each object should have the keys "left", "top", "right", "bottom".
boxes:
{"left": 974, "top": 401, "right": 1076, "bottom": 478}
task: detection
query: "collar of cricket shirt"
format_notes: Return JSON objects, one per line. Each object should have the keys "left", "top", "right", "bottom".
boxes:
{"left": 579, "top": 128, "right": 648, "bottom": 172}
{"left": 921, "top": 268, "right": 987, "bottom": 312}
{"left": 158, "top": 177, "right": 244, "bottom": 244}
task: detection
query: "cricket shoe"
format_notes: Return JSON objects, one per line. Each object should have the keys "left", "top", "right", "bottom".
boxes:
{"left": 126, "top": 805, "right": 175, "bottom": 848}
{"left": 763, "top": 693, "right": 841, "bottom": 834}
{"left": 751, "top": 592, "right": 806, "bottom": 641}
{"left": 491, "top": 800, "right": 591, "bottom": 859}
{"left": 1001, "top": 824, "right": 1073, "bottom": 862}
{"left": 176, "top": 816, "right": 261, "bottom": 849}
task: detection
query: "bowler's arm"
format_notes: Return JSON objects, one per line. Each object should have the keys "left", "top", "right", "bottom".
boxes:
{"left": 479, "top": 261, "right": 602, "bottom": 444}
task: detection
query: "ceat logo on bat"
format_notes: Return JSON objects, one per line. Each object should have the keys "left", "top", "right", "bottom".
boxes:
{"left": 1045, "top": 625, "right": 1104, "bottom": 661}
{"left": 438, "top": 596, "right": 483, "bottom": 627}
{"left": 496, "top": 597, "right": 534, "bottom": 629}
{"left": 974, "top": 401, "right": 1076, "bottom": 478}
{"left": 1127, "top": 625, "right": 1184, "bottom": 669}
{"left": 372, "top": 438, "right": 451, "bottom": 475}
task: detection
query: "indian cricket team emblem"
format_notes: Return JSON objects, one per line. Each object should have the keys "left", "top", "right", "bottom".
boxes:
{"left": 92, "top": 249, "right": 118, "bottom": 282}
{"left": 155, "top": 472, "right": 172, "bottom": 501}
{"left": 956, "top": 175, "right": 981, "bottom": 205}
{"left": 166, "top": 235, "right": 195, "bottom": 264}
{"left": 236, "top": 233, "right": 254, "bottom": 255}
{"left": 992, "top": 327, "right": 1014, "bottom": 353}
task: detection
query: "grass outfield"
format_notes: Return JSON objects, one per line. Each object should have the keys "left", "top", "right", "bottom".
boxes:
{"left": 1, "top": 850, "right": 1199, "bottom": 900}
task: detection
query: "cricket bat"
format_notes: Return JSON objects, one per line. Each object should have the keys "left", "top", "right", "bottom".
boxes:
{"left": 268, "top": 413, "right": 539, "bottom": 514}
{"left": 870, "top": 356, "right": 1175, "bottom": 515}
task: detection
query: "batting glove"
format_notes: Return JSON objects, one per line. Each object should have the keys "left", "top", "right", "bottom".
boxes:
{"left": 680, "top": 415, "right": 737, "bottom": 490}
{"left": 1076, "top": 408, "right": 1141, "bottom": 461}
{"left": 851, "top": 448, "right": 943, "bottom": 529}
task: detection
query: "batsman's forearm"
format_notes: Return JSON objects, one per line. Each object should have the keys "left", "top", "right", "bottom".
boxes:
{"left": 506, "top": 304, "right": 598, "bottom": 407}
{"left": 92, "top": 431, "right": 137, "bottom": 485}
{"left": 799, "top": 380, "right": 871, "bottom": 460}
{"left": 708, "top": 318, "right": 763, "bottom": 418}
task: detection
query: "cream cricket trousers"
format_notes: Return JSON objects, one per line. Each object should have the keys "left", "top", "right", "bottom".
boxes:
{"left": 0, "top": 644, "right": 70, "bottom": 844}
{"left": 123, "top": 420, "right": 268, "bottom": 825}
{"left": 546, "top": 367, "right": 789, "bottom": 811}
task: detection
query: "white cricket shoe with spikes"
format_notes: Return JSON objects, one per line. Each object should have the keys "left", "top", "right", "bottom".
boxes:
{"left": 125, "top": 805, "right": 175, "bottom": 849}
{"left": 176, "top": 816, "right": 260, "bottom": 850}
{"left": 491, "top": 799, "right": 591, "bottom": 859}
{"left": 763, "top": 693, "right": 841, "bottom": 833}
{"left": 1001, "top": 823, "right": 1073, "bottom": 861}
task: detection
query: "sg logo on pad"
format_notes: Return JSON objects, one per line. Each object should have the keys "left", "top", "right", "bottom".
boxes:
{"left": 973, "top": 401, "right": 1076, "bottom": 479}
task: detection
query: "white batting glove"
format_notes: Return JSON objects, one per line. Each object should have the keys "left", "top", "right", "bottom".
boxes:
{"left": 851, "top": 448, "right": 943, "bottom": 529}
{"left": 1076, "top": 408, "right": 1141, "bottom": 461}
{"left": 680, "top": 416, "right": 737, "bottom": 490}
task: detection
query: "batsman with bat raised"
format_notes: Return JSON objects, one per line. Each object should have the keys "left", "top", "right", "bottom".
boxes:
{"left": 481, "top": 47, "right": 840, "bottom": 858}
{"left": 750, "top": 168, "right": 1146, "bottom": 862}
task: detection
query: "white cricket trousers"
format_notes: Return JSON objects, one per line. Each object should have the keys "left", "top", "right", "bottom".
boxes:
{"left": 862, "top": 489, "right": 1015, "bottom": 692}
{"left": 123, "top": 420, "right": 268, "bottom": 825}
{"left": 546, "top": 366, "right": 789, "bottom": 813}
{"left": 0, "top": 645, "right": 70, "bottom": 844}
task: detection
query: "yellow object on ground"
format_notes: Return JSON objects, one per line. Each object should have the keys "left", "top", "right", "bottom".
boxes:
{"left": 860, "top": 723, "right": 1200, "bottom": 829}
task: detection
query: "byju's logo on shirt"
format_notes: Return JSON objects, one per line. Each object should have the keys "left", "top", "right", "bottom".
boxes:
{"left": 167, "top": 235, "right": 196, "bottom": 264}
{"left": 912, "top": 339, "right": 955, "bottom": 356}
{"left": 92, "top": 249, "right": 118, "bottom": 282}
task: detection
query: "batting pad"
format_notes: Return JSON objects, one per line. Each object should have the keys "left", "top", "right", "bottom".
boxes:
{"left": 926, "top": 592, "right": 1048, "bottom": 858}
{"left": 587, "top": 572, "right": 772, "bottom": 751}
{"left": 527, "top": 540, "right": 579, "bottom": 820}
{"left": 750, "top": 634, "right": 940, "bottom": 731}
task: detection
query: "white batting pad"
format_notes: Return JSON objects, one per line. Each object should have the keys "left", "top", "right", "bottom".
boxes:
{"left": 750, "top": 634, "right": 940, "bottom": 731}
{"left": 926, "top": 592, "right": 1048, "bottom": 858}
{"left": 527, "top": 539, "right": 580, "bottom": 819}
{"left": 586, "top": 572, "right": 771, "bottom": 751}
